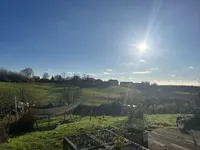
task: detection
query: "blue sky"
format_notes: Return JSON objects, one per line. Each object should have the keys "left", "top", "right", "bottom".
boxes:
{"left": 0, "top": 0, "right": 200, "bottom": 85}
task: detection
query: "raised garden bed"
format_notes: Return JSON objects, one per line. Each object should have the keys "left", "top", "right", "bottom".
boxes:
{"left": 63, "top": 127, "right": 149, "bottom": 150}
{"left": 92, "top": 128, "right": 123, "bottom": 144}
{"left": 111, "top": 142, "right": 148, "bottom": 150}
{"left": 104, "top": 126, "right": 148, "bottom": 148}
{"left": 63, "top": 133, "right": 105, "bottom": 150}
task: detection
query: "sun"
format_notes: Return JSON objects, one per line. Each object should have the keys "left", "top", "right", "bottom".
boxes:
{"left": 136, "top": 42, "right": 149, "bottom": 52}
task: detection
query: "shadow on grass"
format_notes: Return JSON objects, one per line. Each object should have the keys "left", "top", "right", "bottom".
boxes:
{"left": 34, "top": 119, "right": 74, "bottom": 132}
{"left": 34, "top": 124, "right": 58, "bottom": 131}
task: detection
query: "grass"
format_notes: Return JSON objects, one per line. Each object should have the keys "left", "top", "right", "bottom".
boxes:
{"left": 82, "top": 86, "right": 132, "bottom": 98}
{"left": 0, "top": 116, "right": 126, "bottom": 150}
{"left": 0, "top": 114, "right": 187, "bottom": 150}
{"left": 81, "top": 86, "right": 135, "bottom": 105}
{"left": 0, "top": 82, "right": 132, "bottom": 106}
{"left": 145, "top": 114, "right": 192, "bottom": 129}
{"left": 145, "top": 114, "right": 177, "bottom": 128}
{"left": 0, "top": 82, "right": 193, "bottom": 148}
{"left": 0, "top": 82, "right": 56, "bottom": 104}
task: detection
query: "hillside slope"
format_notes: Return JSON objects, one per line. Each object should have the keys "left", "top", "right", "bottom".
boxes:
{"left": 0, "top": 82, "right": 133, "bottom": 105}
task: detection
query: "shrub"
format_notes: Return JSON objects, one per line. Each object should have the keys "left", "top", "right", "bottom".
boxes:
{"left": 9, "top": 113, "right": 35, "bottom": 134}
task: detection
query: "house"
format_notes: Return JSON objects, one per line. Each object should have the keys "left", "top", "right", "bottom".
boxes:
{"left": 108, "top": 79, "right": 119, "bottom": 86}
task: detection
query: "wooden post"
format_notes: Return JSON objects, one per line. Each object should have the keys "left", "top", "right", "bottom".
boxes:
{"left": 68, "top": 87, "right": 71, "bottom": 104}
{"left": 14, "top": 96, "right": 18, "bottom": 133}
{"left": 0, "top": 128, "right": 7, "bottom": 143}
{"left": 48, "top": 115, "right": 50, "bottom": 126}
{"left": 64, "top": 111, "right": 66, "bottom": 120}
{"left": 14, "top": 97, "right": 18, "bottom": 120}
{"left": 72, "top": 93, "right": 74, "bottom": 103}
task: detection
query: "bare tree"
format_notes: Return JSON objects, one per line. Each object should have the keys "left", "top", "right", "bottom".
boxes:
{"left": 20, "top": 68, "right": 34, "bottom": 77}
{"left": 42, "top": 72, "right": 49, "bottom": 79}
{"left": 61, "top": 72, "right": 66, "bottom": 79}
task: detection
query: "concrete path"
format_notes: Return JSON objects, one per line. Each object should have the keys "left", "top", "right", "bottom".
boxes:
{"left": 149, "top": 128, "right": 200, "bottom": 150}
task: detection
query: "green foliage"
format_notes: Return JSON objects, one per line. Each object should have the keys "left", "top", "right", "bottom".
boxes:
{"left": 0, "top": 84, "right": 37, "bottom": 127}
{"left": 0, "top": 89, "right": 15, "bottom": 119}
{"left": 114, "top": 135, "right": 124, "bottom": 149}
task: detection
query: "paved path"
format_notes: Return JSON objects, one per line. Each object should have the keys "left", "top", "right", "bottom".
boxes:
{"left": 32, "top": 100, "right": 83, "bottom": 116}
{"left": 149, "top": 128, "right": 200, "bottom": 150}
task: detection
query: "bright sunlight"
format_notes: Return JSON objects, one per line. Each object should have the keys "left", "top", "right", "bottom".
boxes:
{"left": 136, "top": 41, "right": 149, "bottom": 52}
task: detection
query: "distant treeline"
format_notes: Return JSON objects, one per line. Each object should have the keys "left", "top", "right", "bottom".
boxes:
{"left": 120, "top": 81, "right": 199, "bottom": 92}
{"left": 0, "top": 68, "right": 199, "bottom": 91}
{"left": 0, "top": 68, "right": 31, "bottom": 82}
{"left": 0, "top": 68, "right": 118, "bottom": 88}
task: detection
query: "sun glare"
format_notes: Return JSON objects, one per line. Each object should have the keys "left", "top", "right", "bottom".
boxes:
{"left": 136, "top": 42, "right": 148, "bottom": 52}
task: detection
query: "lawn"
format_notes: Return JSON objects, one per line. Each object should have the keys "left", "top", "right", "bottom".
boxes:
{"left": 0, "top": 116, "right": 126, "bottom": 150}
{"left": 145, "top": 114, "right": 178, "bottom": 128}
{"left": 145, "top": 114, "right": 192, "bottom": 129}
{"left": 0, "top": 114, "right": 184, "bottom": 150}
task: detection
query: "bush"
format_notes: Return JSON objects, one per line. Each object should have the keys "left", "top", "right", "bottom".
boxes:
{"left": 73, "top": 102, "right": 123, "bottom": 116}
{"left": 9, "top": 113, "right": 35, "bottom": 134}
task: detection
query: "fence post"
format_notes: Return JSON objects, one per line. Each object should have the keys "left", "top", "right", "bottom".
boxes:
{"left": 14, "top": 96, "right": 18, "bottom": 120}
{"left": 48, "top": 115, "right": 50, "bottom": 126}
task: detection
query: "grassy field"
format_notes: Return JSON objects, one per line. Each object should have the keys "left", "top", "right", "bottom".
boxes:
{"left": 0, "top": 82, "right": 132, "bottom": 105}
{"left": 0, "top": 82, "right": 57, "bottom": 104}
{"left": 0, "top": 82, "right": 192, "bottom": 106}
{"left": 81, "top": 86, "right": 136, "bottom": 105}
{"left": 0, "top": 114, "right": 183, "bottom": 150}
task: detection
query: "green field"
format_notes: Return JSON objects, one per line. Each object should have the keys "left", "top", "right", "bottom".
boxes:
{"left": 0, "top": 82, "right": 191, "bottom": 106}
{"left": 0, "top": 114, "right": 181, "bottom": 150}
{"left": 0, "top": 82, "right": 132, "bottom": 105}
{"left": 81, "top": 86, "right": 135, "bottom": 105}
{"left": 0, "top": 82, "right": 193, "bottom": 149}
